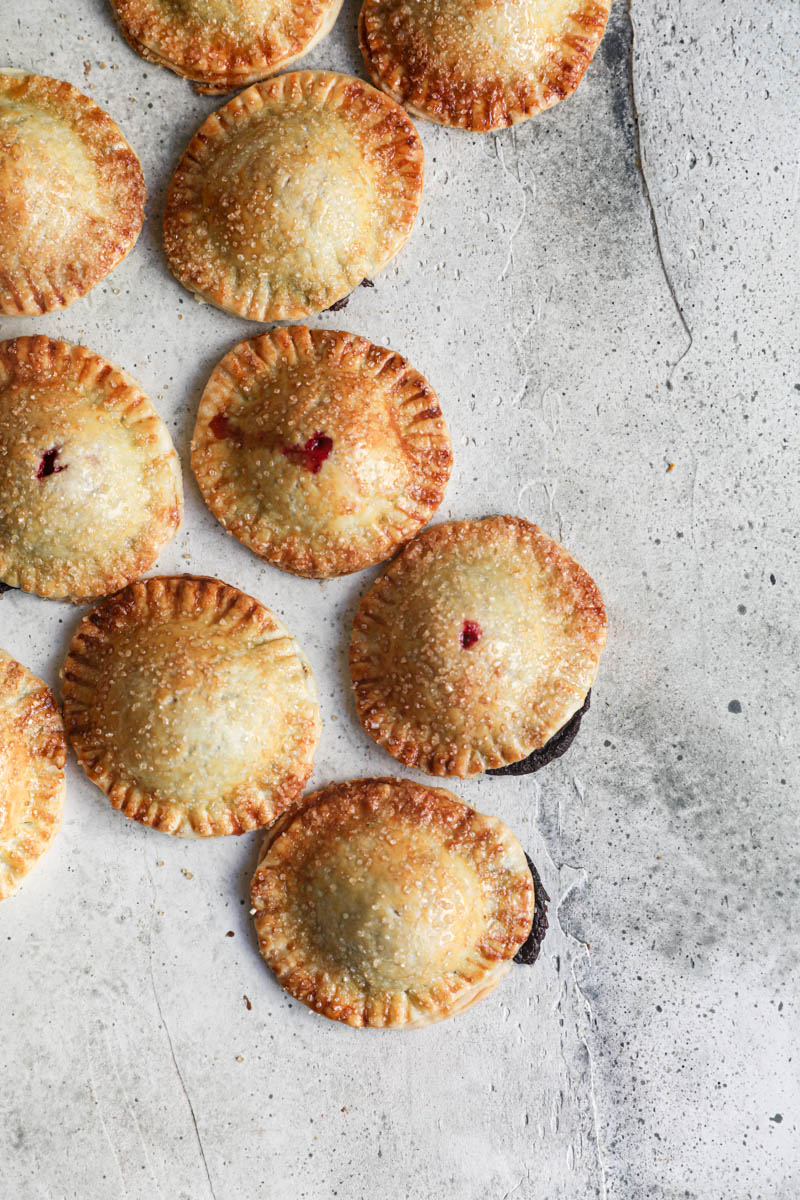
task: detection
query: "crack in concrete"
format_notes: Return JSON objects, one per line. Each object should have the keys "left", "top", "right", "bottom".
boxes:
{"left": 628, "top": 0, "right": 694, "bottom": 384}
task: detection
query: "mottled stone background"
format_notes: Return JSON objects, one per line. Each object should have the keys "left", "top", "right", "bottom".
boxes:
{"left": 1, "top": 2, "right": 797, "bottom": 1197}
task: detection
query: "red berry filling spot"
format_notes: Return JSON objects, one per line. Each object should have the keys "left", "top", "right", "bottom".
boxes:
{"left": 281, "top": 432, "right": 333, "bottom": 474}
{"left": 209, "top": 413, "right": 244, "bottom": 446}
{"left": 36, "top": 447, "right": 67, "bottom": 480}
{"left": 460, "top": 620, "right": 482, "bottom": 649}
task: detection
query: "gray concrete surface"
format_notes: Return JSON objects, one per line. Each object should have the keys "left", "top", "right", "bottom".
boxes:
{"left": 1, "top": 1, "right": 798, "bottom": 1197}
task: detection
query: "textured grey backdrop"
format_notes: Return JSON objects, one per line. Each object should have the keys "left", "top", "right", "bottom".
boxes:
{"left": 1, "top": 1, "right": 798, "bottom": 1197}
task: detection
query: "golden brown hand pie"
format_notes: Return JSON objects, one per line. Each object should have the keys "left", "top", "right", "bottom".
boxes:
{"left": 350, "top": 516, "right": 606, "bottom": 776}
{"left": 251, "top": 777, "right": 534, "bottom": 1027}
{"left": 109, "top": 0, "right": 345, "bottom": 93}
{"left": 191, "top": 326, "right": 452, "bottom": 578}
{"left": 0, "top": 72, "right": 145, "bottom": 315}
{"left": 359, "top": 0, "right": 611, "bottom": 130}
{"left": 0, "top": 649, "right": 66, "bottom": 901}
{"left": 62, "top": 575, "right": 320, "bottom": 837}
{"left": 0, "top": 337, "right": 183, "bottom": 603}
{"left": 163, "top": 71, "right": 424, "bottom": 322}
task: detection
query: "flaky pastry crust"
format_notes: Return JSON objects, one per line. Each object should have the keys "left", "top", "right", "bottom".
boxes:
{"left": 0, "top": 72, "right": 145, "bottom": 314}
{"left": 109, "top": 0, "right": 345, "bottom": 93}
{"left": 191, "top": 326, "right": 452, "bottom": 578}
{"left": 0, "top": 337, "right": 183, "bottom": 602}
{"left": 163, "top": 71, "right": 424, "bottom": 321}
{"left": 350, "top": 516, "right": 607, "bottom": 776}
{"left": 62, "top": 575, "right": 321, "bottom": 837}
{"left": 0, "top": 649, "right": 66, "bottom": 901}
{"left": 359, "top": 0, "right": 611, "bottom": 131}
{"left": 251, "top": 777, "right": 534, "bottom": 1027}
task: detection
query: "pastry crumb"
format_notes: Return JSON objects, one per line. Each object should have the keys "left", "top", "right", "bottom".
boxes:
{"left": 181, "top": 868, "right": 194, "bottom": 879}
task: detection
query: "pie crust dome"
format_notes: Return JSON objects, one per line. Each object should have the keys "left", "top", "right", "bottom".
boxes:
{"left": 163, "top": 71, "right": 424, "bottom": 322}
{"left": 0, "top": 72, "right": 145, "bottom": 315}
{"left": 109, "top": 0, "right": 346, "bottom": 94}
{"left": 350, "top": 516, "right": 607, "bottom": 777}
{"left": 0, "top": 649, "right": 66, "bottom": 901}
{"left": 61, "top": 575, "right": 321, "bottom": 837}
{"left": 359, "top": 0, "right": 611, "bottom": 131}
{"left": 251, "top": 777, "right": 534, "bottom": 1027}
{"left": 0, "top": 337, "right": 183, "bottom": 603}
{"left": 191, "top": 326, "right": 452, "bottom": 578}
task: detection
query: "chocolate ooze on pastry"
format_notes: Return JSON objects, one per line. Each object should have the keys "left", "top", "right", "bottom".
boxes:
{"left": 514, "top": 854, "right": 550, "bottom": 965}
{"left": 487, "top": 691, "right": 591, "bottom": 777}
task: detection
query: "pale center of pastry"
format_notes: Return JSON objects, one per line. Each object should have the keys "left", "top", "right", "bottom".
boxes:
{"left": 400, "top": 0, "right": 578, "bottom": 73}
{"left": 0, "top": 385, "right": 156, "bottom": 560}
{"left": 303, "top": 827, "right": 485, "bottom": 989}
{"left": 0, "top": 102, "right": 102, "bottom": 257}
{"left": 201, "top": 109, "right": 375, "bottom": 287}
{"left": 157, "top": 0, "right": 268, "bottom": 27}
{"left": 101, "top": 624, "right": 299, "bottom": 804}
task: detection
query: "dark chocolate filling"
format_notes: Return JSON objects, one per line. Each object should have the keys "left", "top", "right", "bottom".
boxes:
{"left": 325, "top": 295, "right": 350, "bottom": 312}
{"left": 514, "top": 853, "right": 549, "bottom": 965}
{"left": 487, "top": 690, "right": 591, "bottom": 777}
{"left": 0, "top": 582, "right": 13, "bottom": 595}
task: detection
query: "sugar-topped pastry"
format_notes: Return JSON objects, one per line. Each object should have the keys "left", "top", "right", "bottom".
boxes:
{"left": 0, "top": 649, "right": 66, "bottom": 901}
{"left": 350, "top": 516, "right": 606, "bottom": 776}
{"left": 109, "top": 0, "right": 345, "bottom": 93}
{"left": 359, "top": 0, "right": 611, "bottom": 131}
{"left": 0, "top": 72, "right": 145, "bottom": 315}
{"left": 163, "top": 71, "right": 424, "bottom": 321}
{"left": 62, "top": 575, "right": 321, "bottom": 837}
{"left": 191, "top": 326, "right": 452, "bottom": 577}
{"left": 0, "top": 337, "right": 183, "bottom": 602}
{"left": 251, "top": 777, "right": 535, "bottom": 1027}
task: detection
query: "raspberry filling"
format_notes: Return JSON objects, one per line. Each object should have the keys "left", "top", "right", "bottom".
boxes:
{"left": 36, "top": 447, "right": 67, "bottom": 480}
{"left": 459, "top": 620, "right": 482, "bottom": 649}
{"left": 281, "top": 432, "right": 333, "bottom": 474}
{"left": 209, "top": 413, "right": 243, "bottom": 446}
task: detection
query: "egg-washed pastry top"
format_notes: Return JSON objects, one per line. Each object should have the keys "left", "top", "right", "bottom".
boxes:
{"left": 109, "top": 0, "right": 345, "bottom": 93}
{"left": 163, "top": 71, "right": 424, "bottom": 322}
{"left": 62, "top": 575, "right": 321, "bottom": 837}
{"left": 0, "top": 337, "right": 183, "bottom": 603}
{"left": 359, "top": 0, "right": 611, "bottom": 131}
{"left": 0, "top": 649, "right": 66, "bottom": 901}
{"left": 191, "top": 326, "right": 452, "bottom": 578}
{"left": 0, "top": 72, "right": 145, "bottom": 315}
{"left": 251, "top": 777, "right": 534, "bottom": 1027}
{"left": 350, "top": 516, "right": 607, "bottom": 776}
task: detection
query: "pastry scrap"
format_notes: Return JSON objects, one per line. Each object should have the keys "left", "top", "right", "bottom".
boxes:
{"left": 0, "top": 72, "right": 145, "bottom": 315}
{"left": 350, "top": 516, "right": 606, "bottom": 776}
{"left": 62, "top": 576, "right": 321, "bottom": 837}
{"left": 251, "top": 777, "right": 534, "bottom": 1027}
{"left": 191, "top": 326, "right": 452, "bottom": 578}
{"left": 109, "top": 0, "right": 345, "bottom": 94}
{"left": 163, "top": 71, "right": 424, "bottom": 321}
{"left": 0, "top": 650, "right": 66, "bottom": 901}
{"left": 0, "top": 337, "right": 183, "bottom": 603}
{"left": 360, "top": 0, "right": 611, "bottom": 131}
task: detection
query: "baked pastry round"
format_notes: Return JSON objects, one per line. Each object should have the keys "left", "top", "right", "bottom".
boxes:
{"left": 251, "top": 777, "right": 534, "bottom": 1027}
{"left": 0, "top": 649, "right": 66, "bottom": 901}
{"left": 350, "top": 516, "right": 606, "bottom": 776}
{"left": 359, "top": 0, "right": 611, "bottom": 131}
{"left": 0, "top": 72, "right": 145, "bottom": 315}
{"left": 0, "top": 337, "right": 183, "bottom": 603}
{"left": 109, "top": 0, "right": 345, "bottom": 94}
{"left": 191, "top": 326, "right": 452, "bottom": 578}
{"left": 62, "top": 575, "right": 321, "bottom": 837}
{"left": 163, "top": 71, "right": 424, "bottom": 322}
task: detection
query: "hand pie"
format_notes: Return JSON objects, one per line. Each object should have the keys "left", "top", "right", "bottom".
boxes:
{"left": 163, "top": 71, "right": 424, "bottom": 322}
{"left": 0, "top": 72, "right": 145, "bottom": 315}
{"left": 0, "top": 650, "right": 66, "bottom": 901}
{"left": 350, "top": 516, "right": 606, "bottom": 776}
{"left": 191, "top": 327, "right": 452, "bottom": 578}
{"left": 0, "top": 337, "right": 183, "bottom": 603}
{"left": 62, "top": 575, "right": 320, "bottom": 837}
{"left": 359, "top": 0, "right": 611, "bottom": 131}
{"left": 251, "top": 777, "right": 534, "bottom": 1027}
{"left": 109, "top": 0, "right": 345, "bottom": 94}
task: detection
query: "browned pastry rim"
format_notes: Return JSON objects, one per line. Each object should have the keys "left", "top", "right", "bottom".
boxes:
{"left": 251, "top": 777, "right": 534, "bottom": 1027}
{"left": 191, "top": 326, "right": 452, "bottom": 578}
